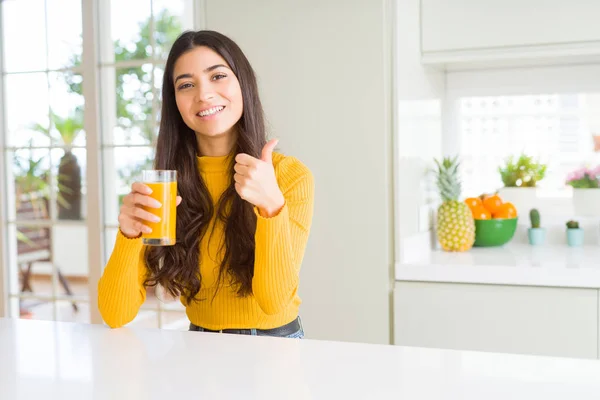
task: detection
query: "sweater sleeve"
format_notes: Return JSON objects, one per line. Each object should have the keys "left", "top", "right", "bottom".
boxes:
{"left": 251, "top": 157, "right": 315, "bottom": 315}
{"left": 97, "top": 230, "right": 148, "bottom": 328}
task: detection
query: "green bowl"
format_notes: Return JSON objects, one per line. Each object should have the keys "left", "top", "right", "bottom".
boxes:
{"left": 474, "top": 217, "right": 518, "bottom": 247}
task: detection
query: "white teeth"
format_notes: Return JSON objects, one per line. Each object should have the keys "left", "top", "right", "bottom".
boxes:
{"left": 197, "top": 106, "right": 224, "bottom": 117}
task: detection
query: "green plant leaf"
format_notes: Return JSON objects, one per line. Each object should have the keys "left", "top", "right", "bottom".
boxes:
{"left": 16, "top": 230, "right": 37, "bottom": 248}
{"left": 498, "top": 153, "right": 547, "bottom": 187}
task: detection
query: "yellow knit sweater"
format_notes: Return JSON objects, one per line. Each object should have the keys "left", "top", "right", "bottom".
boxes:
{"left": 98, "top": 152, "right": 314, "bottom": 329}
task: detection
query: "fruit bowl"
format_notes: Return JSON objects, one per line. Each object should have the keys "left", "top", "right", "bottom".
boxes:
{"left": 473, "top": 217, "right": 518, "bottom": 247}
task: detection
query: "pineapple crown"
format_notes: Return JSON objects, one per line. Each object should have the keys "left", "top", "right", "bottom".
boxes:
{"left": 434, "top": 156, "right": 462, "bottom": 202}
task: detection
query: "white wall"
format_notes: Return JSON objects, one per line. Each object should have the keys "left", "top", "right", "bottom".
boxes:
{"left": 446, "top": 64, "right": 600, "bottom": 97}
{"left": 394, "top": 0, "right": 445, "bottom": 260}
{"left": 204, "top": 0, "right": 394, "bottom": 344}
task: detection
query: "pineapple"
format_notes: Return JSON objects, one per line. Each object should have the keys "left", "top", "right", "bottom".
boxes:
{"left": 434, "top": 156, "right": 475, "bottom": 252}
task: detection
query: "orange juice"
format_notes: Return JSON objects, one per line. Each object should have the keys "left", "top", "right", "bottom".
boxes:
{"left": 141, "top": 180, "right": 177, "bottom": 246}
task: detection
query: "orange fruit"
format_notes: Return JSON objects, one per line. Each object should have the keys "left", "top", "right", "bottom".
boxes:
{"left": 479, "top": 192, "right": 493, "bottom": 201}
{"left": 464, "top": 197, "right": 483, "bottom": 210}
{"left": 504, "top": 201, "right": 517, "bottom": 215}
{"left": 482, "top": 195, "right": 503, "bottom": 213}
{"left": 493, "top": 202, "right": 517, "bottom": 219}
{"left": 471, "top": 206, "right": 491, "bottom": 220}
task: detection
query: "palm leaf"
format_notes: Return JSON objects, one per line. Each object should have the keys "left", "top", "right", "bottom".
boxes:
{"left": 16, "top": 230, "right": 37, "bottom": 248}
{"left": 29, "top": 110, "right": 84, "bottom": 148}
{"left": 51, "top": 110, "right": 84, "bottom": 147}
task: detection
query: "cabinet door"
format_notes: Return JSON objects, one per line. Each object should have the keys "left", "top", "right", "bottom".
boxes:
{"left": 394, "top": 281, "right": 598, "bottom": 359}
{"left": 421, "top": 0, "right": 600, "bottom": 53}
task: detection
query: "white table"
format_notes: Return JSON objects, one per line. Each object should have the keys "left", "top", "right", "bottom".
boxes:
{"left": 2, "top": 318, "right": 600, "bottom": 399}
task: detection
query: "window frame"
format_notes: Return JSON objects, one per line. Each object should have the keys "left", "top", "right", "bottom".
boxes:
{"left": 0, "top": 0, "right": 206, "bottom": 326}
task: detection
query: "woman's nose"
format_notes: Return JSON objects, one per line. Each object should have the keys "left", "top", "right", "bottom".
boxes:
{"left": 194, "top": 84, "right": 215, "bottom": 103}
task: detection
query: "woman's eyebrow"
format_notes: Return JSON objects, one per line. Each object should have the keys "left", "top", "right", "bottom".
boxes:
{"left": 174, "top": 65, "right": 230, "bottom": 83}
{"left": 203, "top": 64, "right": 230, "bottom": 73}
{"left": 174, "top": 73, "right": 194, "bottom": 83}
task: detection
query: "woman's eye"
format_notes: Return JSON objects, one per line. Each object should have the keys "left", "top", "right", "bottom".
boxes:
{"left": 178, "top": 83, "right": 192, "bottom": 90}
{"left": 212, "top": 74, "right": 227, "bottom": 81}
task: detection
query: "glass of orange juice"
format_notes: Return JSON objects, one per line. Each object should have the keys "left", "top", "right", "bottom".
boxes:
{"left": 141, "top": 170, "right": 177, "bottom": 246}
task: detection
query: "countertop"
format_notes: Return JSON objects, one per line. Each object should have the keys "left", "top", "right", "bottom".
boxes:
{"left": 396, "top": 243, "right": 600, "bottom": 288}
{"left": 2, "top": 318, "right": 600, "bottom": 399}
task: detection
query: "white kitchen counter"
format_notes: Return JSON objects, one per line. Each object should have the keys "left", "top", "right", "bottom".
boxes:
{"left": 396, "top": 243, "right": 600, "bottom": 288}
{"left": 3, "top": 318, "right": 600, "bottom": 399}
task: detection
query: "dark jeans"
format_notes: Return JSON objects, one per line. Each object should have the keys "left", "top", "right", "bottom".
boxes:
{"left": 189, "top": 316, "right": 304, "bottom": 339}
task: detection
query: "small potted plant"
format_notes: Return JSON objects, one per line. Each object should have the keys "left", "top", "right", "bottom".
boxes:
{"left": 565, "top": 165, "right": 600, "bottom": 217}
{"left": 527, "top": 208, "right": 545, "bottom": 245}
{"left": 566, "top": 220, "right": 584, "bottom": 247}
{"left": 497, "top": 154, "right": 547, "bottom": 215}
{"left": 498, "top": 154, "right": 547, "bottom": 188}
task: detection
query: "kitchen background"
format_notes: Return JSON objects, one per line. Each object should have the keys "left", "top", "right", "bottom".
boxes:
{"left": 394, "top": 0, "right": 600, "bottom": 360}
{"left": 1, "top": 0, "right": 600, "bottom": 356}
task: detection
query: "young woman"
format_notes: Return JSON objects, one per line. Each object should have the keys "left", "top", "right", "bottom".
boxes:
{"left": 98, "top": 30, "right": 314, "bottom": 339}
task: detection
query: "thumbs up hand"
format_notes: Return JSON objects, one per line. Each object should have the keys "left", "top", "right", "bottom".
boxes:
{"left": 234, "top": 139, "right": 285, "bottom": 217}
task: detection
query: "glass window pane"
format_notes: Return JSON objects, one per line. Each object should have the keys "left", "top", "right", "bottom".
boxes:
{"left": 10, "top": 223, "right": 53, "bottom": 297}
{"left": 49, "top": 72, "right": 85, "bottom": 147}
{"left": 46, "top": 0, "right": 83, "bottom": 70}
{"left": 8, "top": 221, "right": 89, "bottom": 320}
{"left": 459, "top": 93, "right": 600, "bottom": 197}
{"left": 103, "top": 228, "right": 119, "bottom": 266}
{"left": 155, "top": 283, "right": 184, "bottom": 311}
{"left": 103, "top": 146, "right": 154, "bottom": 224}
{"left": 153, "top": 65, "right": 164, "bottom": 92}
{"left": 112, "top": 124, "right": 154, "bottom": 146}
{"left": 56, "top": 301, "right": 90, "bottom": 323}
{"left": 2, "top": 0, "right": 47, "bottom": 72}
{"left": 52, "top": 224, "right": 89, "bottom": 303}
{"left": 18, "top": 299, "right": 56, "bottom": 321}
{"left": 159, "top": 298, "right": 185, "bottom": 312}
{"left": 51, "top": 148, "right": 86, "bottom": 221}
{"left": 111, "top": 0, "right": 152, "bottom": 62}
{"left": 12, "top": 148, "right": 52, "bottom": 221}
{"left": 153, "top": 0, "right": 194, "bottom": 60}
{"left": 114, "top": 64, "right": 154, "bottom": 145}
{"left": 5, "top": 73, "right": 51, "bottom": 147}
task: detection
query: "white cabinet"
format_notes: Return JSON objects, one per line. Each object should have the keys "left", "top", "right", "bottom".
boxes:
{"left": 420, "top": 0, "right": 600, "bottom": 65}
{"left": 394, "top": 281, "right": 598, "bottom": 359}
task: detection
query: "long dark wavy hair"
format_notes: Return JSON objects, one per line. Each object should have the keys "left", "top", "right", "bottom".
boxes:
{"left": 143, "top": 30, "right": 266, "bottom": 305}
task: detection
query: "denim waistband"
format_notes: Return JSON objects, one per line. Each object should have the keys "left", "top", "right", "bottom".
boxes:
{"left": 189, "top": 316, "right": 301, "bottom": 337}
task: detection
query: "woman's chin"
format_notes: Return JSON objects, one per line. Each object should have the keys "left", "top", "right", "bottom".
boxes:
{"left": 194, "top": 125, "right": 237, "bottom": 139}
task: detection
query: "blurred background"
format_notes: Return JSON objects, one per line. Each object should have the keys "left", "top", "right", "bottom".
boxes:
{"left": 2, "top": 0, "right": 600, "bottom": 355}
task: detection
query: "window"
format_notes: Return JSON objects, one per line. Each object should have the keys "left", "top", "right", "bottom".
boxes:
{"left": 446, "top": 66, "right": 600, "bottom": 199}
{"left": 458, "top": 93, "right": 600, "bottom": 198}
{"left": 1, "top": 0, "right": 88, "bottom": 322}
{"left": 1, "top": 0, "right": 198, "bottom": 330}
